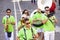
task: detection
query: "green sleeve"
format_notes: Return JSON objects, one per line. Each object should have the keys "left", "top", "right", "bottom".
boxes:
{"left": 17, "top": 30, "right": 21, "bottom": 37}
{"left": 2, "top": 17, "right": 5, "bottom": 24}
{"left": 11, "top": 16, "right": 15, "bottom": 22}
{"left": 17, "top": 29, "right": 23, "bottom": 38}
{"left": 33, "top": 27, "right": 37, "bottom": 35}
{"left": 17, "top": 21, "right": 21, "bottom": 28}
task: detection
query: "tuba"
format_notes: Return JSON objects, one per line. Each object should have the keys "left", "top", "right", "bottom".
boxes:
{"left": 30, "top": 0, "right": 52, "bottom": 17}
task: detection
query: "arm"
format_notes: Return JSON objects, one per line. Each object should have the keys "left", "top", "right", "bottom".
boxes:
{"left": 41, "top": 14, "right": 48, "bottom": 24}
{"left": 16, "top": 36, "right": 20, "bottom": 40}
{"left": 16, "top": 29, "right": 23, "bottom": 40}
{"left": 11, "top": 16, "right": 15, "bottom": 25}
{"left": 42, "top": 19, "right": 48, "bottom": 24}
{"left": 3, "top": 24, "right": 8, "bottom": 30}
{"left": 2, "top": 17, "right": 8, "bottom": 31}
{"left": 11, "top": 22, "right": 15, "bottom": 25}
{"left": 2, "top": 24, "right": 8, "bottom": 32}
{"left": 18, "top": 21, "right": 25, "bottom": 31}
{"left": 33, "top": 34, "right": 39, "bottom": 38}
{"left": 33, "top": 28, "right": 39, "bottom": 40}
{"left": 54, "top": 18, "right": 58, "bottom": 24}
{"left": 53, "top": 16, "right": 58, "bottom": 24}
{"left": 18, "top": 25, "right": 24, "bottom": 31}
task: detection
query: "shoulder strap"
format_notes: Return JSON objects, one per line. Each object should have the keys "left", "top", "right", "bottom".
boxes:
{"left": 49, "top": 19, "right": 54, "bottom": 25}
{"left": 44, "top": 14, "right": 54, "bottom": 24}
{"left": 23, "top": 27, "right": 34, "bottom": 40}
{"left": 23, "top": 28, "right": 27, "bottom": 40}
{"left": 31, "top": 27, "right": 34, "bottom": 38}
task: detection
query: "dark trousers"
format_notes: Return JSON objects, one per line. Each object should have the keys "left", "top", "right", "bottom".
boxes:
{"left": 7, "top": 32, "right": 12, "bottom": 38}
{"left": 31, "top": 0, "right": 35, "bottom": 4}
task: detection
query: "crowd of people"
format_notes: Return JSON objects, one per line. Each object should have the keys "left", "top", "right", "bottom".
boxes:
{"left": 2, "top": 0, "right": 58, "bottom": 40}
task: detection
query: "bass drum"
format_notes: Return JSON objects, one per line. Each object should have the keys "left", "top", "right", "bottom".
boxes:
{"left": 37, "top": 0, "right": 52, "bottom": 11}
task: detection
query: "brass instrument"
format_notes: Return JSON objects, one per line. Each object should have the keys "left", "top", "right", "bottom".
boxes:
{"left": 37, "top": 0, "right": 52, "bottom": 11}
{"left": 30, "top": 0, "right": 52, "bottom": 17}
{"left": 5, "top": 15, "right": 9, "bottom": 32}
{"left": 18, "top": 19, "right": 25, "bottom": 31}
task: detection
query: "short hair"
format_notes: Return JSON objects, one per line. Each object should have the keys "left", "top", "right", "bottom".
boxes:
{"left": 6, "top": 8, "right": 11, "bottom": 12}
{"left": 45, "top": 6, "right": 49, "bottom": 9}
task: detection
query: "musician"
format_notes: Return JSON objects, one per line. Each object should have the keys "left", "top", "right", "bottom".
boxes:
{"left": 44, "top": 6, "right": 58, "bottom": 26}
{"left": 2, "top": 9, "right": 15, "bottom": 40}
{"left": 31, "top": 8, "right": 56, "bottom": 40}
{"left": 44, "top": 6, "right": 57, "bottom": 40}
{"left": 18, "top": 9, "right": 30, "bottom": 31}
{"left": 32, "top": 8, "right": 47, "bottom": 40}
{"left": 16, "top": 18, "right": 38, "bottom": 40}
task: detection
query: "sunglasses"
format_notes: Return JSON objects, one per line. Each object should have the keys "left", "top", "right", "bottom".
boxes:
{"left": 45, "top": 10, "right": 49, "bottom": 11}
{"left": 26, "top": 22, "right": 30, "bottom": 25}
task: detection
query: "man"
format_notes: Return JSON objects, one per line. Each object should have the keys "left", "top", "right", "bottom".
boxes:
{"left": 42, "top": 6, "right": 56, "bottom": 40}
{"left": 44, "top": 6, "right": 57, "bottom": 26}
{"left": 16, "top": 18, "right": 38, "bottom": 40}
{"left": 32, "top": 8, "right": 48, "bottom": 40}
{"left": 2, "top": 9, "right": 15, "bottom": 40}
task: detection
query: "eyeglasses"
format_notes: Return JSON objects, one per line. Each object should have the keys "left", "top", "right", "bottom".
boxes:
{"left": 45, "top": 10, "right": 49, "bottom": 11}
{"left": 26, "top": 22, "right": 30, "bottom": 25}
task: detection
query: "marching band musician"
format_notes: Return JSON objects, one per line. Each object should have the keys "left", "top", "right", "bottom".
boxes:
{"left": 17, "top": 18, "right": 38, "bottom": 40}
{"left": 44, "top": 6, "right": 58, "bottom": 26}
{"left": 2, "top": 9, "right": 15, "bottom": 40}
{"left": 18, "top": 9, "right": 30, "bottom": 31}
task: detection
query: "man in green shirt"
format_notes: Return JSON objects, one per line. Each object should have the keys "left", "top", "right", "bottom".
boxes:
{"left": 31, "top": 9, "right": 48, "bottom": 40}
{"left": 16, "top": 18, "right": 38, "bottom": 40}
{"left": 44, "top": 6, "right": 58, "bottom": 26}
{"left": 2, "top": 9, "right": 15, "bottom": 40}
{"left": 43, "top": 6, "right": 57, "bottom": 40}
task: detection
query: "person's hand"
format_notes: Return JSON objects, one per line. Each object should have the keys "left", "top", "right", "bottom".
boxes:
{"left": 6, "top": 21, "right": 11, "bottom": 24}
{"left": 22, "top": 23, "right": 24, "bottom": 25}
{"left": 5, "top": 24, "right": 8, "bottom": 32}
{"left": 16, "top": 37, "right": 20, "bottom": 40}
{"left": 37, "top": 18, "right": 42, "bottom": 21}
